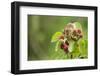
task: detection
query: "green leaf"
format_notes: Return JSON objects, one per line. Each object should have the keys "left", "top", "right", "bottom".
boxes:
{"left": 67, "top": 41, "right": 80, "bottom": 59}
{"left": 75, "top": 22, "right": 82, "bottom": 30}
{"left": 55, "top": 41, "right": 60, "bottom": 52}
{"left": 68, "top": 41, "right": 75, "bottom": 52}
{"left": 70, "top": 42, "right": 80, "bottom": 58}
{"left": 51, "top": 32, "right": 62, "bottom": 42}
{"left": 78, "top": 39, "right": 88, "bottom": 58}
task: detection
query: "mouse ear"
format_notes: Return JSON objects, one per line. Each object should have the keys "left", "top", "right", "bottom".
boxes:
{"left": 66, "top": 22, "right": 76, "bottom": 30}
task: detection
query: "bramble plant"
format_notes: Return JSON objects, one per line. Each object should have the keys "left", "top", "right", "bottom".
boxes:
{"left": 51, "top": 21, "right": 88, "bottom": 59}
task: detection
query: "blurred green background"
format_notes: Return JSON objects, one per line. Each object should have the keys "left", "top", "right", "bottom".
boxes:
{"left": 28, "top": 15, "right": 88, "bottom": 61}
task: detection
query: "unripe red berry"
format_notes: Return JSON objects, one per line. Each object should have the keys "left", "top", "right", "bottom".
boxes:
{"left": 77, "top": 29, "right": 81, "bottom": 34}
{"left": 60, "top": 43, "right": 69, "bottom": 53}
{"left": 63, "top": 44, "right": 68, "bottom": 49}
{"left": 63, "top": 44, "right": 68, "bottom": 53}
{"left": 64, "top": 46, "right": 69, "bottom": 53}
{"left": 80, "top": 34, "right": 83, "bottom": 38}
{"left": 60, "top": 43, "right": 64, "bottom": 49}
{"left": 65, "top": 40, "right": 69, "bottom": 45}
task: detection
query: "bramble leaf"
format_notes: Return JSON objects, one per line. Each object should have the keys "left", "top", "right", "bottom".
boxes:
{"left": 55, "top": 41, "right": 60, "bottom": 52}
{"left": 51, "top": 32, "right": 62, "bottom": 42}
{"left": 68, "top": 41, "right": 75, "bottom": 52}
{"left": 78, "top": 39, "right": 88, "bottom": 58}
{"left": 70, "top": 42, "right": 80, "bottom": 58}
